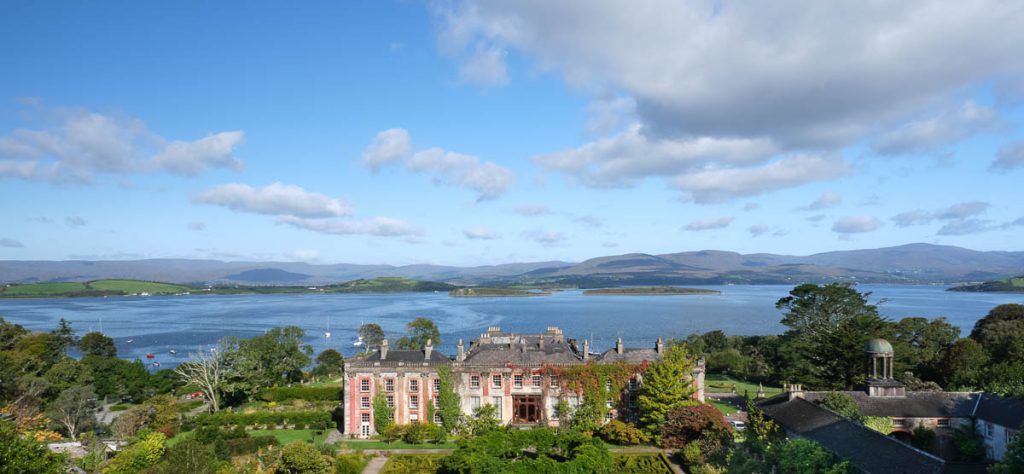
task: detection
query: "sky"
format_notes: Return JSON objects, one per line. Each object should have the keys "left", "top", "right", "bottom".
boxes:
{"left": 1, "top": 0, "right": 1023, "bottom": 266}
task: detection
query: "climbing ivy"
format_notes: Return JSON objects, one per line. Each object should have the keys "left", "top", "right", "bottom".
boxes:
{"left": 436, "top": 366, "right": 461, "bottom": 434}
{"left": 540, "top": 361, "right": 647, "bottom": 434}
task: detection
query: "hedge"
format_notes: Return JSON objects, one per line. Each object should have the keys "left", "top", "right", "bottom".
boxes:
{"left": 194, "top": 410, "right": 332, "bottom": 429}
{"left": 257, "top": 386, "right": 342, "bottom": 402}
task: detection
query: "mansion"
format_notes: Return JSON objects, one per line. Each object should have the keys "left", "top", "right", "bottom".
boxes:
{"left": 342, "top": 326, "right": 706, "bottom": 438}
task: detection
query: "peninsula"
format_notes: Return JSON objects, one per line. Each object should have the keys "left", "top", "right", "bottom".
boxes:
{"left": 583, "top": 286, "right": 721, "bottom": 296}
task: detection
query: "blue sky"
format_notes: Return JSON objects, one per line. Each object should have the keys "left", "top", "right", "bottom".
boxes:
{"left": 1, "top": 0, "right": 1022, "bottom": 266}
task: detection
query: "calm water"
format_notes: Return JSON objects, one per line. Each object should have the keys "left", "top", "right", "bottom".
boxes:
{"left": 1, "top": 285, "right": 1021, "bottom": 366}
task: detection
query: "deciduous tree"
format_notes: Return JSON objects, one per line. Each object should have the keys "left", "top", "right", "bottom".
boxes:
{"left": 174, "top": 349, "right": 223, "bottom": 412}
{"left": 45, "top": 385, "right": 97, "bottom": 440}
{"left": 79, "top": 332, "right": 117, "bottom": 358}
{"left": 396, "top": 318, "right": 441, "bottom": 349}
{"left": 357, "top": 324, "right": 385, "bottom": 351}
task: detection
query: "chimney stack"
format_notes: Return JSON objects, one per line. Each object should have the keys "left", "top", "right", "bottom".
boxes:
{"left": 787, "top": 384, "right": 804, "bottom": 401}
{"left": 582, "top": 339, "right": 590, "bottom": 361}
{"left": 457, "top": 338, "right": 465, "bottom": 362}
{"left": 424, "top": 339, "right": 433, "bottom": 360}
{"left": 380, "top": 339, "right": 389, "bottom": 360}
{"left": 756, "top": 383, "right": 766, "bottom": 400}
{"left": 656, "top": 337, "right": 664, "bottom": 355}
{"left": 538, "top": 337, "right": 544, "bottom": 350}
{"left": 616, "top": 337, "right": 624, "bottom": 354}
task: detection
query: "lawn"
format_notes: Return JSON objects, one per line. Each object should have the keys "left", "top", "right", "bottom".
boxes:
{"left": 705, "top": 373, "right": 782, "bottom": 398}
{"left": 248, "top": 429, "right": 332, "bottom": 445}
{"left": 708, "top": 398, "right": 739, "bottom": 416}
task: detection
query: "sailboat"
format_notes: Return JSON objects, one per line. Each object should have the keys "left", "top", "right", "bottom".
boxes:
{"left": 324, "top": 316, "right": 332, "bottom": 339}
{"left": 352, "top": 318, "right": 364, "bottom": 347}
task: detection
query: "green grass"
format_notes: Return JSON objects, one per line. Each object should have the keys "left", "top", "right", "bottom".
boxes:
{"left": 708, "top": 399, "right": 739, "bottom": 416}
{"left": 705, "top": 373, "right": 783, "bottom": 398}
{"left": 166, "top": 430, "right": 194, "bottom": 448}
{"left": 247, "top": 429, "right": 331, "bottom": 445}
{"left": 86, "top": 279, "right": 189, "bottom": 294}
{"left": 449, "top": 287, "right": 550, "bottom": 297}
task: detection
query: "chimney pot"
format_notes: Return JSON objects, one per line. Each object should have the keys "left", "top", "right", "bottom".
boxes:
{"left": 380, "top": 339, "right": 389, "bottom": 360}
{"left": 424, "top": 338, "right": 433, "bottom": 360}
{"left": 616, "top": 337, "right": 624, "bottom": 354}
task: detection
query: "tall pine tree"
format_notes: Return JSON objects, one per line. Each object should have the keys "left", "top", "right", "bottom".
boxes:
{"left": 637, "top": 343, "right": 695, "bottom": 438}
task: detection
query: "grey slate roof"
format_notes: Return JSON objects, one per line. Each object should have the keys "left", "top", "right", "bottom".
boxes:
{"left": 596, "top": 348, "right": 660, "bottom": 364}
{"left": 462, "top": 334, "right": 583, "bottom": 367}
{"left": 352, "top": 348, "right": 453, "bottom": 367}
{"left": 758, "top": 395, "right": 946, "bottom": 474}
{"left": 975, "top": 393, "right": 1024, "bottom": 429}
{"left": 802, "top": 391, "right": 980, "bottom": 418}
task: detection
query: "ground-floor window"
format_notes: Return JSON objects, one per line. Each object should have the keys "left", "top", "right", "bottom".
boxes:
{"left": 470, "top": 396, "right": 481, "bottom": 411}
{"left": 492, "top": 396, "right": 503, "bottom": 418}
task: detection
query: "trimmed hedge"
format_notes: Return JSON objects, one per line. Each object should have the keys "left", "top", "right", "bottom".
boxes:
{"left": 257, "top": 386, "right": 342, "bottom": 402}
{"left": 194, "top": 410, "right": 332, "bottom": 429}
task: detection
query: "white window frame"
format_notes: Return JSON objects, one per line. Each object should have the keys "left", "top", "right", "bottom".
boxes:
{"left": 434, "top": 378, "right": 441, "bottom": 393}
{"left": 492, "top": 396, "right": 502, "bottom": 418}
{"left": 410, "top": 394, "right": 419, "bottom": 409}
{"left": 361, "top": 396, "right": 370, "bottom": 409}
{"left": 386, "top": 395, "right": 394, "bottom": 408}
{"left": 492, "top": 374, "right": 502, "bottom": 388}
{"left": 514, "top": 374, "right": 523, "bottom": 388}
{"left": 532, "top": 375, "right": 542, "bottom": 387}
{"left": 470, "top": 375, "right": 481, "bottom": 389}
{"left": 384, "top": 378, "right": 394, "bottom": 392}
{"left": 360, "top": 379, "right": 370, "bottom": 392}
{"left": 410, "top": 379, "right": 419, "bottom": 393}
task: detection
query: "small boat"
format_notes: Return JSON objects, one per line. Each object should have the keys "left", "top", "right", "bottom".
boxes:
{"left": 324, "top": 331, "right": 332, "bottom": 338}
{"left": 126, "top": 339, "right": 133, "bottom": 343}
{"left": 152, "top": 362, "right": 160, "bottom": 367}
{"left": 324, "top": 316, "right": 332, "bottom": 338}
{"left": 169, "top": 350, "right": 177, "bottom": 355}
{"left": 146, "top": 353, "right": 155, "bottom": 359}
{"left": 353, "top": 335, "right": 364, "bottom": 347}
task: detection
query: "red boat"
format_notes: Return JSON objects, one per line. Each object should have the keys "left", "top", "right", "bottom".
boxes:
{"left": 146, "top": 353, "right": 155, "bottom": 359}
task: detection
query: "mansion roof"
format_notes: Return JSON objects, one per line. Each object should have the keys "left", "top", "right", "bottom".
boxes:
{"left": 801, "top": 391, "right": 980, "bottom": 418}
{"left": 757, "top": 395, "right": 946, "bottom": 474}
{"left": 976, "top": 393, "right": 1024, "bottom": 429}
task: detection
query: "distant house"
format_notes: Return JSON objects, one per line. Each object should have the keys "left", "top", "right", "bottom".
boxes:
{"left": 342, "top": 326, "right": 706, "bottom": 438}
{"left": 757, "top": 338, "right": 1024, "bottom": 471}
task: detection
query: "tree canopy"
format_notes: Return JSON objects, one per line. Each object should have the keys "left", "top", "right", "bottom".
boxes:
{"left": 221, "top": 326, "right": 312, "bottom": 398}
{"left": 637, "top": 342, "right": 696, "bottom": 438}
{"left": 395, "top": 317, "right": 441, "bottom": 349}
{"left": 78, "top": 331, "right": 117, "bottom": 357}
{"left": 357, "top": 323, "right": 385, "bottom": 351}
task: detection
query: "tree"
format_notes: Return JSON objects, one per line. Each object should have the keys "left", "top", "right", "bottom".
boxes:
{"left": 372, "top": 390, "right": 393, "bottom": 437}
{"left": 395, "top": 318, "right": 441, "bottom": 349}
{"left": 44, "top": 358, "right": 93, "bottom": 397}
{"left": 936, "top": 338, "right": 988, "bottom": 388}
{"left": 358, "top": 323, "right": 385, "bottom": 351}
{"left": 0, "top": 420, "right": 65, "bottom": 474}
{"left": 970, "top": 304, "right": 1024, "bottom": 361}
{"left": 707, "top": 348, "right": 747, "bottom": 375}
{"left": 312, "top": 349, "right": 344, "bottom": 380}
{"left": 891, "top": 317, "right": 959, "bottom": 379}
{"left": 776, "top": 283, "right": 891, "bottom": 389}
{"left": 660, "top": 403, "right": 731, "bottom": 449}
{"left": 703, "top": 330, "right": 728, "bottom": 353}
{"left": 222, "top": 326, "right": 312, "bottom": 397}
{"left": 174, "top": 349, "right": 223, "bottom": 412}
{"left": 79, "top": 332, "right": 117, "bottom": 358}
{"left": 468, "top": 403, "right": 501, "bottom": 436}
{"left": 637, "top": 343, "right": 696, "bottom": 437}
{"left": 819, "top": 392, "right": 864, "bottom": 423}
{"left": 745, "top": 399, "right": 784, "bottom": 456}
{"left": 155, "top": 439, "right": 219, "bottom": 474}
{"left": 102, "top": 431, "right": 166, "bottom": 474}
{"left": 442, "top": 428, "right": 613, "bottom": 474}
{"left": 47, "top": 318, "right": 77, "bottom": 362}
{"left": 45, "top": 385, "right": 97, "bottom": 440}
{"left": 436, "top": 366, "right": 461, "bottom": 434}
{"left": 770, "top": 438, "right": 850, "bottom": 474}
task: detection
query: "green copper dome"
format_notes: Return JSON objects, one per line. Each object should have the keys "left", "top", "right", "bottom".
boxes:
{"left": 865, "top": 338, "right": 893, "bottom": 354}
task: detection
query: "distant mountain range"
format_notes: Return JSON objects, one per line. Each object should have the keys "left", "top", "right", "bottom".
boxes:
{"left": 1, "top": 244, "right": 1022, "bottom": 286}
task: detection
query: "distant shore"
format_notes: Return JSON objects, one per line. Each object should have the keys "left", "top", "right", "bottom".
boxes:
{"left": 583, "top": 287, "right": 721, "bottom": 296}
{"left": 449, "top": 288, "right": 551, "bottom": 297}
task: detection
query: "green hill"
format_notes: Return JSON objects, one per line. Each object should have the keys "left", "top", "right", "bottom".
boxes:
{"left": 324, "top": 277, "right": 456, "bottom": 293}
{"left": 948, "top": 275, "right": 1024, "bottom": 293}
{"left": 0, "top": 279, "right": 191, "bottom": 298}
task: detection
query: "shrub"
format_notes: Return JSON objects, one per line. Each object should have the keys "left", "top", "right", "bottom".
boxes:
{"left": 911, "top": 426, "right": 938, "bottom": 454}
{"left": 193, "top": 409, "right": 332, "bottom": 429}
{"left": 598, "top": 420, "right": 650, "bottom": 445}
{"left": 661, "top": 404, "right": 732, "bottom": 449}
{"left": 280, "top": 441, "right": 332, "bottom": 474}
{"left": 952, "top": 427, "right": 984, "bottom": 461}
{"left": 402, "top": 422, "right": 430, "bottom": 444}
{"left": 335, "top": 453, "right": 370, "bottom": 474}
{"left": 258, "top": 386, "right": 341, "bottom": 403}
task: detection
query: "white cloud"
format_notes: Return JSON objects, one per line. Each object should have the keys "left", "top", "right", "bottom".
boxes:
{"left": 873, "top": 101, "right": 999, "bottom": 155}
{"left": 991, "top": 141, "right": 1024, "bottom": 171}
{"left": 408, "top": 147, "right": 514, "bottom": 200}
{"left": 0, "top": 238, "right": 24, "bottom": 248}
{"left": 0, "top": 105, "right": 244, "bottom": 183}
{"left": 458, "top": 44, "right": 509, "bottom": 86}
{"left": 195, "top": 182, "right": 352, "bottom": 218}
{"left": 65, "top": 216, "right": 86, "bottom": 227}
{"left": 798, "top": 191, "right": 842, "bottom": 211}
{"left": 683, "top": 216, "right": 734, "bottom": 231}
{"left": 362, "top": 128, "right": 411, "bottom": 170}
{"left": 277, "top": 216, "right": 421, "bottom": 237}
{"left": 571, "top": 215, "right": 603, "bottom": 228}
{"left": 585, "top": 96, "right": 636, "bottom": 135}
{"left": 533, "top": 124, "right": 778, "bottom": 188}
{"left": 438, "top": 1, "right": 1024, "bottom": 149}
{"left": 463, "top": 226, "right": 499, "bottom": 240}
{"left": 891, "top": 201, "right": 989, "bottom": 226}
{"left": 673, "top": 154, "right": 851, "bottom": 203}
{"left": 151, "top": 131, "right": 245, "bottom": 176}
{"left": 514, "top": 205, "right": 551, "bottom": 216}
{"left": 188, "top": 221, "right": 206, "bottom": 231}
{"left": 937, "top": 219, "right": 998, "bottom": 236}
{"left": 741, "top": 203, "right": 759, "bottom": 211}
{"left": 524, "top": 230, "right": 566, "bottom": 246}
{"left": 832, "top": 216, "right": 883, "bottom": 234}
{"left": 748, "top": 225, "right": 770, "bottom": 237}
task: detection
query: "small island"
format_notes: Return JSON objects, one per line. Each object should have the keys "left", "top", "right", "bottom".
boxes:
{"left": 0, "top": 277, "right": 457, "bottom": 298}
{"left": 449, "top": 287, "right": 551, "bottom": 297}
{"left": 947, "top": 276, "right": 1024, "bottom": 293}
{"left": 583, "top": 286, "right": 721, "bottom": 296}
